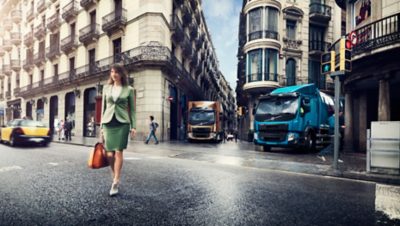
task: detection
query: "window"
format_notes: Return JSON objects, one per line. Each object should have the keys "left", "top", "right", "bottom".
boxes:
{"left": 264, "top": 49, "right": 278, "bottom": 81}
{"left": 309, "top": 25, "right": 325, "bottom": 51}
{"left": 247, "top": 49, "right": 262, "bottom": 82}
{"left": 54, "top": 64, "right": 58, "bottom": 77}
{"left": 248, "top": 8, "right": 262, "bottom": 40}
{"left": 286, "top": 59, "right": 296, "bottom": 86}
{"left": 69, "top": 57, "right": 75, "bottom": 75}
{"left": 113, "top": 38, "right": 122, "bottom": 62}
{"left": 286, "top": 20, "right": 296, "bottom": 40}
{"left": 308, "top": 60, "right": 325, "bottom": 89}
{"left": 264, "top": 7, "right": 279, "bottom": 39}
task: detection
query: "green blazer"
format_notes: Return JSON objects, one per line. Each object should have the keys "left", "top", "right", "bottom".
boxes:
{"left": 101, "top": 85, "right": 136, "bottom": 129}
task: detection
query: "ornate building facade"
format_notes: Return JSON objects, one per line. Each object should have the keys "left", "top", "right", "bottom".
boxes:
{"left": 0, "top": 0, "right": 235, "bottom": 141}
{"left": 236, "top": 0, "right": 342, "bottom": 140}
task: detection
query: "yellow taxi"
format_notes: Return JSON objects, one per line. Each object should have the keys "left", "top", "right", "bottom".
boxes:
{"left": 0, "top": 119, "right": 51, "bottom": 146}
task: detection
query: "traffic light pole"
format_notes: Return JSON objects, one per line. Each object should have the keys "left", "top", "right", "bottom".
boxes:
{"left": 331, "top": 71, "right": 344, "bottom": 171}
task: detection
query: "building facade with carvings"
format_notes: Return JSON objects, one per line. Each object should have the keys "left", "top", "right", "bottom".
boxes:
{"left": 236, "top": 0, "right": 342, "bottom": 140}
{"left": 335, "top": 0, "right": 400, "bottom": 152}
{"left": 0, "top": 0, "right": 235, "bottom": 141}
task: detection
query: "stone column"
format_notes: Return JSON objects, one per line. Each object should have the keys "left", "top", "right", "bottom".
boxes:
{"left": 359, "top": 93, "right": 368, "bottom": 152}
{"left": 344, "top": 92, "right": 353, "bottom": 152}
{"left": 378, "top": 78, "right": 391, "bottom": 121}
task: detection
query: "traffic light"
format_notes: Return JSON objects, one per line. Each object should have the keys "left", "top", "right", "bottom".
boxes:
{"left": 321, "top": 50, "right": 335, "bottom": 75}
{"left": 338, "top": 38, "right": 352, "bottom": 72}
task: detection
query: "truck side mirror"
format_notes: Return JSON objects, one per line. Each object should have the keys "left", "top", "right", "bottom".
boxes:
{"left": 301, "top": 98, "right": 311, "bottom": 113}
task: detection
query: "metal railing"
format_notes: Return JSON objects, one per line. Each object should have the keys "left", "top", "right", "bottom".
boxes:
{"left": 309, "top": 3, "right": 332, "bottom": 18}
{"left": 247, "top": 73, "right": 278, "bottom": 82}
{"left": 102, "top": 9, "right": 127, "bottom": 32}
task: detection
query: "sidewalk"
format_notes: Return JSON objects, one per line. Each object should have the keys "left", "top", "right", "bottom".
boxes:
{"left": 53, "top": 137, "right": 400, "bottom": 185}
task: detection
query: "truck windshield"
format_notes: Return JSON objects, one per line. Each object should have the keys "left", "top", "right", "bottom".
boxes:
{"left": 255, "top": 96, "right": 299, "bottom": 122}
{"left": 189, "top": 110, "right": 215, "bottom": 125}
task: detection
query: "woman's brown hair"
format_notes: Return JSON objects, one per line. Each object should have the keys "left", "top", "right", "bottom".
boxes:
{"left": 108, "top": 63, "right": 129, "bottom": 86}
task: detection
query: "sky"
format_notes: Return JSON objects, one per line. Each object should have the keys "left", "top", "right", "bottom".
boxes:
{"left": 202, "top": 0, "right": 242, "bottom": 91}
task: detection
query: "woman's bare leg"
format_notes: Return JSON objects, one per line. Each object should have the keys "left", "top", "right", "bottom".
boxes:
{"left": 113, "top": 151, "right": 123, "bottom": 183}
{"left": 107, "top": 152, "right": 115, "bottom": 179}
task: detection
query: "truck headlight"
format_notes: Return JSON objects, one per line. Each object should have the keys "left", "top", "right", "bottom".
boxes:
{"left": 287, "top": 133, "right": 295, "bottom": 142}
{"left": 254, "top": 132, "right": 258, "bottom": 140}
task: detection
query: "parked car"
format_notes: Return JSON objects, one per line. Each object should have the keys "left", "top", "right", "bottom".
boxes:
{"left": 0, "top": 119, "right": 51, "bottom": 146}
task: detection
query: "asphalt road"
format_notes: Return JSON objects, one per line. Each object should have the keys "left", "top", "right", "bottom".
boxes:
{"left": 0, "top": 142, "right": 399, "bottom": 226}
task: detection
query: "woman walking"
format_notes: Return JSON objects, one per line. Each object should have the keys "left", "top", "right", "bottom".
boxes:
{"left": 101, "top": 64, "right": 136, "bottom": 196}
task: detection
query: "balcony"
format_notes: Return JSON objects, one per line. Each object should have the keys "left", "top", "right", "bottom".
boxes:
{"left": 102, "top": 9, "right": 127, "bottom": 36}
{"left": 61, "top": 36, "right": 78, "bottom": 54}
{"left": 350, "top": 12, "right": 400, "bottom": 56}
{"left": 24, "top": 33, "right": 34, "bottom": 47}
{"left": 62, "top": 0, "right": 79, "bottom": 23}
{"left": 79, "top": 24, "right": 100, "bottom": 46}
{"left": 14, "top": 87, "right": 20, "bottom": 96}
{"left": 182, "top": 35, "right": 192, "bottom": 57}
{"left": 3, "top": 39, "right": 13, "bottom": 52}
{"left": 46, "top": 45, "right": 60, "bottom": 60}
{"left": 243, "top": 73, "right": 280, "bottom": 93}
{"left": 309, "top": 3, "right": 332, "bottom": 24}
{"left": 37, "top": 0, "right": 46, "bottom": 13}
{"left": 6, "top": 91, "right": 11, "bottom": 99}
{"left": 171, "top": 15, "right": 184, "bottom": 43}
{"left": 190, "top": 0, "right": 198, "bottom": 10}
{"left": 0, "top": 47, "right": 4, "bottom": 57}
{"left": 309, "top": 40, "right": 330, "bottom": 57}
{"left": 11, "top": 32, "right": 22, "bottom": 46}
{"left": 34, "top": 24, "right": 46, "bottom": 40}
{"left": 34, "top": 52, "right": 46, "bottom": 66}
{"left": 11, "top": 10, "right": 22, "bottom": 23}
{"left": 23, "top": 58, "right": 34, "bottom": 71}
{"left": 182, "top": 5, "right": 192, "bottom": 25}
{"left": 47, "top": 13, "right": 61, "bottom": 32}
{"left": 80, "top": 0, "right": 98, "bottom": 10}
{"left": 3, "top": 64, "right": 12, "bottom": 76}
{"left": 11, "top": 59, "right": 21, "bottom": 71}
{"left": 189, "top": 22, "right": 198, "bottom": 40}
{"left": 26, "top": 8, "right": 34, "bottom": 22}
{"left": 4, "top": 18, "right": 13, "bottom": 31}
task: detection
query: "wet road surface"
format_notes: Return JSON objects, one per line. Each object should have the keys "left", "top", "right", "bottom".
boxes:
{"left": 0, "top": 142, "right": 399, "bottom": 225}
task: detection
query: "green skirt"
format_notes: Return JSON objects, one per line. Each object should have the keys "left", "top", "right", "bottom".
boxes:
{"left": 103, "top": 116, "right": 130, "bottom": 151}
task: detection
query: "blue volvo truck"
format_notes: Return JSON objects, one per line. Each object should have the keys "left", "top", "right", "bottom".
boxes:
{"left": 253, "top": 84, "right": 334, "bottom": 151}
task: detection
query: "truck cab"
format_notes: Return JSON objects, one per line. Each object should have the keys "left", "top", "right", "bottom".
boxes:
{"left": 253, "top": 84, "right": 333, "bottom": 151}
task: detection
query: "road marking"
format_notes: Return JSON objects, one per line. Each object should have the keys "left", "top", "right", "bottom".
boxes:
{"left": 124, "top": 157, "right": 141, "bottom": 160}
{"left": 375, "top": 184, "right": 400, "bottom": 220}
{"left": 48, "top": 162, "right": 59, "bottom": 166}
{"left": 0, "top": 165, "right": 23, "bottom": 173}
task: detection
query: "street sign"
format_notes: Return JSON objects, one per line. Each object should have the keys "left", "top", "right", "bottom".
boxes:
{"left": 349, "top": 31, "right": 357, "bottom": 47}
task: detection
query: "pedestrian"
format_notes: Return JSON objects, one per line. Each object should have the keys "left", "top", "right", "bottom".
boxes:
{"left": 58, "top": 119, "right": 65, "bottom": 141}
{"left": 64, "top": 118, "right": 72, "bottom": 141}
{"left": 145, "top": 115, "right": 159, "bottom": 144}
{"left": 101, "top": 63, "right": 136, "bottom": 196}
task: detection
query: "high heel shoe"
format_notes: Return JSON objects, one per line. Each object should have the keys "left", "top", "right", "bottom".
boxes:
{"left": 109, "top": 181, "right": 119, "bottom": 196}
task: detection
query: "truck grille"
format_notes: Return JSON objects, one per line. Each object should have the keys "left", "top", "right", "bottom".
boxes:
{"left": 192, "top": 127, "right": 211, "bottom": 138}
{"left": 258, "top": 124, "right": 288, "bottom": 132}
{"left": 259, "top": 132, "right": 287, "bottom": 142}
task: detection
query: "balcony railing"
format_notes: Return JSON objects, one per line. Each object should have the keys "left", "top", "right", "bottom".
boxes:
{"left": 11, "top": 32, "right": 22, "bottom": 46}
{"left": 182, "top": 5, "right": 192, "bottom": 24}
{"left": 62, "top": 0, "right": 79, "bottom": 22}
{"left": 309, "top": 40, "right": 331, "bottom": 52}
{"left": 171, "top": 15, "right": 184, "bottom": 43}
{"left": 309, "top": 3, "right": 332, "bottom": 23}
{"left": 4, "top": 18, "right": 13, "bottom": 31}
{"left": 24, "top": 33, "right": 34, "bottom": 46}
{"left": 189, "top": 22, "right": 198, "bottom": 40}
{"left": 350, "top": 12, "right": 400, "bottom": 56}
{"left": 3, "top": 39, "right": 13, "bottom": 52}
{"left": 27, "top": 8, "right": 34, "bottom": 22}
{"left": 182, "top": 35, "right": 192, "bottom": 57}
{"left": 48, "top": 13, "right": 61, "bottom": 32}
{"left": 6, "top": 91, "right": 11, "bottom": 99}
{"left": 34, "top": 24, "right": 46, "bottom": 40}
{"left": 247, "top": 73, "right": 278, "bottom": 82}
{"left": 18, "top": 45, "right": 204, "bottom": 99}
{"left": 23, "top": 58, "right": 34, "bottom": 71}
{"left": 102, "top": 9, "right": 127, "bottom": 35}
{"left": 11, "top": 9, "right": 22, "bottom": 23}
{"left": 34, "top": 52, "right": 46, "bottom": 66}
{"left": 37, "top": 0, "right": 46, "bottom": 13}
{"left": 79, "top": 24, "right": 100, "bottom": 46}
{"left": 80, "top": 0, "right": 98, "bottom": 10}
{"left": 61, "top": 36, "right": 78, "bottom": 54}
{"left": 46, "top": 45, "right": 60, "bottom": 60}
{"left": 248, "top": 30, "right": 279, "bottom": 41}
{"left": 11, "top": 59, "right": 21, "bottom": 71}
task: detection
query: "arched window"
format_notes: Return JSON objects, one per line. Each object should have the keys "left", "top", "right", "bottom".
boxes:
{"left": 286, "top": 58, "right": 296, "bottom": 86}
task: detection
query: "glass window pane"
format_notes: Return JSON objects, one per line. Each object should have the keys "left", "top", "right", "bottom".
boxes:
{"left": 286, "top": 20, "right": 296, "bottom": 40}
{"left": 265, "top": 49, "right": 278, "bottom": 81}
{"left": 286, "top": 59, "right": 296, "bottom": 86}
{"left": 247, "top": 49, "right": 262, "bottom": 82}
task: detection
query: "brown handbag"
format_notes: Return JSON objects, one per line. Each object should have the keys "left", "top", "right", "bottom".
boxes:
{"left": 88, "top": 142, "right": 109, "bottom": 169}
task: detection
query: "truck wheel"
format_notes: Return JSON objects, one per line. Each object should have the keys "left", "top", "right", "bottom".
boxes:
{"left": 305, "top": 132, "right": 316, "bottom": 152}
